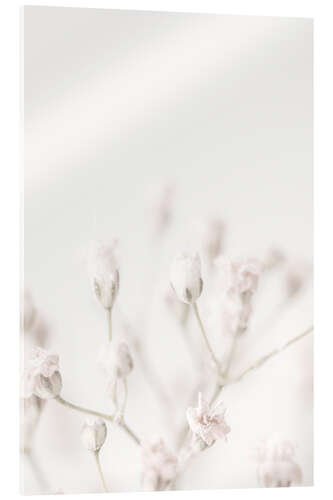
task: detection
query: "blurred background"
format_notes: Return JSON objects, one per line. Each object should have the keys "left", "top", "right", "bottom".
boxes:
{"left": 23, "top": 6, "right": 313, "bottom": 494}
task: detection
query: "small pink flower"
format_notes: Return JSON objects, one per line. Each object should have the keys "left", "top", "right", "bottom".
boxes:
{"left": 24, "top": 347, "right": 62, "bottom": 399}
{"left": 141, "top": 438, "right": 178, "bottom": 491}
{"left": 186, "top": 393, "right": 230, "bottom": 446}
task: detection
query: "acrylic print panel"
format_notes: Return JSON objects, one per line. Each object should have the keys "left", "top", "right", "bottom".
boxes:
{"left": 22, "top": 6, "right": 313, "bottom": 495}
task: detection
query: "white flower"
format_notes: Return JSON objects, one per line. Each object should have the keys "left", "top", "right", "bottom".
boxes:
{"left": 88, "top": 240, "right": 119, "bottom": 310}
{"left": 256, "top": 435, "right": 302, "bottom": 488}
{"left": 99, "top": 342, "right": 133, "bottom": 381}
{"left": 141, "top": 438, "right": 178, "bottom": 491}
{"left": 81, "top": 417, "right": 107, "bottom": 452}
{"left": 186, "top": 393, "right": 230, "bottom": 446}
{"left": 170, "top": 252, "right": 203, "bottom": 304}
{"left": 23, "top": 347, "right": 62, "bottom": 399}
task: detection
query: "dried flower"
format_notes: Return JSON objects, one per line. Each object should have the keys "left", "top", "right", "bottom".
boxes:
{"left": 88, "top": 240, "right": 119, "bottom": 310}
{"left": 81, "top": 417, "right": 107, "bottom": 452}
{"left": 141, "top": 438, "right": 178, "bottom": 491}
{"left": 170, "top": 252, "right": 203, "bottom": 304}
{"left": 23, "top": 347, "right": 62, "bottom": 399}
{"left": 186, "top": 393, "right": 230, "bottom": 446}
{"left": 99, "top": 341, "right": 133, "bottom": 380}
{"left": 256, "top": 435, "right": 302, "bottom": 488}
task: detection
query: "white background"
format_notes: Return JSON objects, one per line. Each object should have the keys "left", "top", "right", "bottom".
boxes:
{"left": 0, "top": 0, "right": 332, "bottom": 499}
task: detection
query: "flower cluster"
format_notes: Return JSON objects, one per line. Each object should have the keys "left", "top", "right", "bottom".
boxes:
{"left": 141, "top": 438, "right": 178, "bottom": 491}
{"left": 256, "top": 435, "right": 302, "bottom": 488}
{"left": 213, "top": 256, "right": 261, "bottom": 335}
{"left": 23, "top": 347, "right": 62, "bottom": 399}
{"left": 186, "top": 393, "right": 230, "bottom": 447}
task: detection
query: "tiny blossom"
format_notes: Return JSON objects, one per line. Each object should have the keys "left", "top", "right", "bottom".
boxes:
{"left": 99, "top": 341, "right": 133, "bottom": 381}
{"left": 23, "top": 347, "right": 62, "bottom": 399}
{"left": 256, "top": 435, "right": 302, "bottom": 488}
{"left": 170, "top": 252, "right": 203, "bottom": 304}
{"left": 186, "top": 393, "right": 230, "bottom": 447}
{"left": 141, "top": 438, "right": 178, "bottom": 491}
{"left": 81, "top": 417, "right": 107, "bottom": 452}
{"left": 88, "top": 240, "right": 119, "bottom": 310}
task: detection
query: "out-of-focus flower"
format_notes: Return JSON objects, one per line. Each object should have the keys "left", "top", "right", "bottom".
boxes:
{"left": 212, "top": 256, "right": 261, "bottom": 335}
{"left": 170, "top": 252, "right": 203, "bottom": 304}
{"left": 88, "top": 240, "right": 119, "bottom": 310}
{"left": 285, "top": 261, "right": 311, "bottom": 298}
{"left": 23, "top": 289, "right": 37, "bottom": 332}
{"left": 99, "top": 342, "right": 133, "bottom": 381}
{"left": 81, "top": 417, "right": 107, "bottom": 452}
{"left": 163, "top": 284, "right": 190, "bottom": 326}
{"left": 23, "top": 347, "right": 62, "bottom": 399}
{"left": 21, "top": 395, "right": 45, "bottom": 453}
{"left": 141, "top": 438, "right": 178, "bottom": 491}
{"left": 186, "top": 393, "right": 230, "bottom": 447}
{"left": 146, "top": 181, "right": 175, "bottom": 237}
{"left": 256, "top": 435, "right": 302, "bottom": 488}
{"left": 263, "top": 247, "right": 286, "bottom": 271}
{"left": 190, "top": 216, "right": 225, "bottom": 263}
{"left": 215, "top": 256, "right": 261, "bottom": 296}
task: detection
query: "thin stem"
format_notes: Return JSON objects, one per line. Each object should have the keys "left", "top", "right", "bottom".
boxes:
{"left": 119, "top": 421, "right": 141, "bottom": 445}
{"left": 120, "top": 377, "right": 128, "bottom": 416}
{"left": 93, "top": 451, "right": 109, "bottom": 492}
{"left": 192, "top": 302, "right": 220, "bottom": 371}
{"left": 230, "top": 325, "right": 313, "bottom": 384}
{"left": 223, "top": 330, "right": 241, "bottom": 377}
{"left": 55, "top": 395, "right": 114, "bottom": 422}
{"left": 107, "top": 308, "right": 112, "bottom": 342}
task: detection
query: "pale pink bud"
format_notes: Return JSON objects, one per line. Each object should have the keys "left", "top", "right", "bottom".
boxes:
{"left": 81, "top": 417, "right": 107, "bottom": 452}
{"left": 23, "top": 347, "right": 62, "bottom": 399}
{"left": 170, "top": 252, "right": 203, "bottom": 304}
{"left": 88, "top": 240, "right": 119, "bottom": 310}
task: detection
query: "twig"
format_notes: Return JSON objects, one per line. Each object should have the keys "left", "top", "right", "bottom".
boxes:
{"left": 93, "top": 450, "right": 109, "bottom": 492}
{"left": 230, "top": 325, "right": 313, "bottom": 384}
{"left": 55, "top": 395, "right": 141, "bottom": 446}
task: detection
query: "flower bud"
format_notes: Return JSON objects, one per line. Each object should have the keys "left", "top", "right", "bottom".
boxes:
{"left": 170, "top": 252, "right": 203, "bottom": 304}
{"left": 23, "top": 347, "right": 62, "bottom": 399}
{"left": 81, "top": 417, "right": 107, "bottom": 452}
{"left": 88, "top": 240, "right": 119, "bottom": 310}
